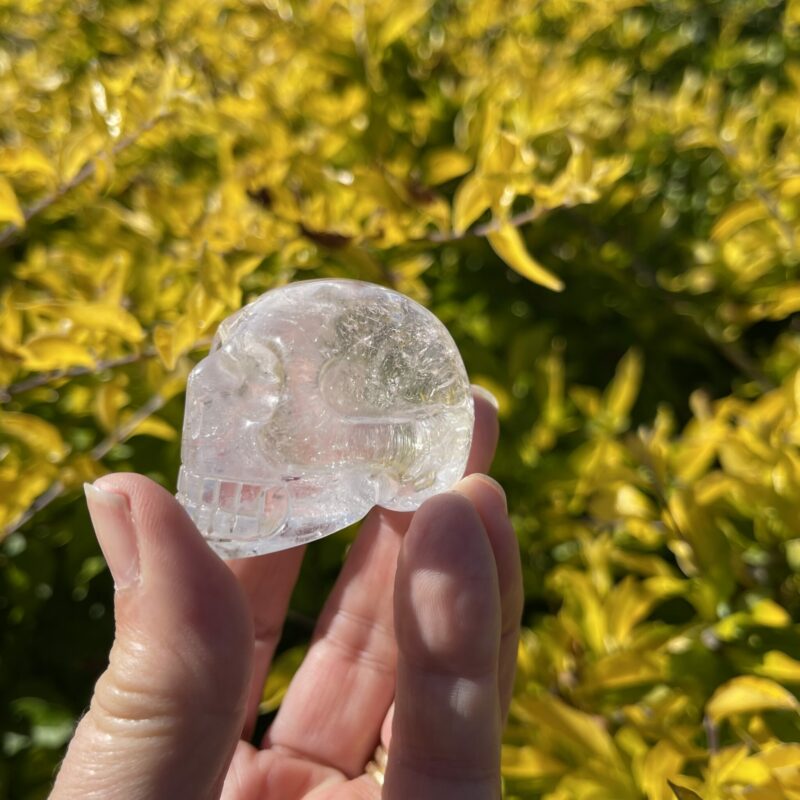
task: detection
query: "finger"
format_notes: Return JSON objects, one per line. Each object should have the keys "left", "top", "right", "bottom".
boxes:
{"left": 51, "top": 474, "right": 253, "bottom": 800}
{"left": 384, "top": 487, "right": 503, "bottom": 800}
{"left": 264, "top": 503, "right": 402, "bottom": 776}
{"left": 263, "top": 385, "right": 499, "bottom": 776}
{"left": 455, "top": 474, "right": 523, "bottom": 722}
{"left": 227, "top": 548, "right": 306, "bottom": 738}
{"left": 466, "top": 385, "right": 500, "bottom": 476}
{"left": 379, "top": 473, "right": 521, "bottom": 753}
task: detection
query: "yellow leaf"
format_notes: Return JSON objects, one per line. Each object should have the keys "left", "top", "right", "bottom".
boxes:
{"left": 603, "top": 348, "right": 643, "bottom": 429}
{"left": 153, "top": 325, "right": 177, "bottom": 371}
{"left": 0, "top": 144, "right": 56, "bottom": 180}
{"left": 94, "top": 383, "right": 129, "bottom": 433}
{"left": 707, "top": 676, "right": 799, "bottom": 723}
{"left": 642, "top": 741, "right": 685, "bottom": 800}
{"left": 582, "top": 651, "right": 665, "bottom": 692}
{"left": 0, "top": 288, "right": 22, "bottom": 348}
{"left": 259, "top": 646, "right": 306, "bottom": 713}
{"left": 452, "top": 172, "right": 492, "bottom": 234}
{"left": 668, "top": 781, "right": 703, "bottom": 800}
{"left": 374, "top": 0, "right": 433, "bottom": 48}
{"left": 512, "top": 694, "right": 619, "bottom": 763}
{"left": 755, "top": 652, "right": 800, "bottom": 683}
{"left": 423, "top": 148, "right": 473, "bottom": 185}
{"left": 62, "top": 302, "right": 145, "bottom": 343}
{"left": 755, "top": 743, "right": 800, "bottom": 769}
{"left": 751, "top": 599, "right": 791, "bottom": 627}
{"left": 0, "top": 412, "right": 68, "bottom": 462}
{"left": 125, "top": 414, "right": 176, "bottom": 441}
{"left": 501, "top": 744, "right": 566, "bottom": 779}
{"left": 711, "top": 199, "right": 769, "bottom": 241}
{"left": 59, "top": 130, "right": 104, "bottom": 184}
{"left": 0, "top": 176, "right": 25, "bottom": 227}
{"left": 787, "top": 0, "right": 800, "bottom": 28}
{"left": 488, "top": 224, "right": 564, "bottom": 292}
{"left": 22, "top": 336, "right": 95, "bottom": 371}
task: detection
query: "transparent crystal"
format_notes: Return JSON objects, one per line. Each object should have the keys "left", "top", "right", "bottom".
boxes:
{"left": 176, "top": 278, "right": 474, "bottom": 558}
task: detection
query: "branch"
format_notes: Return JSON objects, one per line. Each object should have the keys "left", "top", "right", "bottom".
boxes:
{"left": 0, "top": 113, "right": 173, "bottom": 249}
{"left": 0, "top": 337, "right": 213, "bottom": 404}
{"left": 0, "top": 350, "right": 156, "bottom": 403}
{"left": 1, "top": 392, "right": 167, "bottom": 539}
{"left": 422, "top": 205, "right": 544, "bottom": 245}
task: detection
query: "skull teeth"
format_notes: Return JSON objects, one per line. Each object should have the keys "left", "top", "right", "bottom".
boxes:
{"left": 176, "top": 467, "right": 290, "bottom": 539}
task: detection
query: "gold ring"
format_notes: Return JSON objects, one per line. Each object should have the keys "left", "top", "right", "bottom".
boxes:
{"left": 365, "top": 743, "right": 388, "bottom": 786}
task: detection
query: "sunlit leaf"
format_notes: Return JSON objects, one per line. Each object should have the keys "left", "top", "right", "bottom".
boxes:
{"left": 501, "top": 744, "right": 566, "bottom": 779}
{"left": 707, "top": 677, "right": 799, "bottom": 723}
{"left": 668, "top": 780, "right": 704, "bottom": 800}
{"left": 602, "top": 348, "right": 643, "bottom": 430}
{"left": 711, "top": 198, "right": 769, "bottom": 241}
{"left": 452, "top": 172, "right": 492, "bottom": 234}
{"left": 61, "top": 303, "right": 146, "bottom": 342}
{"left": 755, "top": 652, "right": 800, "bottom": 684}
{"left": 125, "top": 414, "right": 176, "bottom": 441}
{"left": 259, "top": 646, "right": 307, "bottom": 713}
{"left": 0, "top": 175, "right": 25, "bottom": 227}
{"left": 0, "top": 412, "right": 68, "bottom": 461}
{"left": 21, "top": 336, "right": 95, "bottom": 371}
{"left": 423, "top": 148, "right": 473, "bottom": 185}
{"left": 488, "top": 224, "right": 564, "bottom": 291}
{"left": 642, "top": 741, "right": 685, "bottom": 800}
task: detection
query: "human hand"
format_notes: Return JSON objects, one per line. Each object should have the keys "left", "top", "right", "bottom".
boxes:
{"left": 50, "top": 387, "right": 522, "bottom": 800}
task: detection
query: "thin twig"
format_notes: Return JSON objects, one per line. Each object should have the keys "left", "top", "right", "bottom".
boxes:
{"left": 421, "top": 205, "right": 544, "bottom": 245}
{"left": 0, "top": 113, "right": 173, "bottom": 248}
{"left": 0, "top": 350, "right": 156, "bottom": 403}
{"left": 703, "top": 714, "right": 720, "bottom": 754}
{"left": 0, "top": 337, "right": 213, "bottom": 404}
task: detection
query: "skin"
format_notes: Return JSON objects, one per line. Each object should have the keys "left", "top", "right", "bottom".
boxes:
{"left": 50, "top": 389, "right": 523, "bottom": 800}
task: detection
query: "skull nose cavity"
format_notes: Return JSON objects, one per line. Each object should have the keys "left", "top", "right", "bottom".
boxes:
{"left": 177, "top": 467, "right": 290, "bottom": 543}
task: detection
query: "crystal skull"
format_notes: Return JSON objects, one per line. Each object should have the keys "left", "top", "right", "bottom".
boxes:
{"left": 176, "top": 278, "right": 474, "bottom": 558}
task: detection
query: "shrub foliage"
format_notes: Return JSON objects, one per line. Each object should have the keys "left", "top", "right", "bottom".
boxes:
{"left": 1, "top": 1, "right": 800, "bottom": 797}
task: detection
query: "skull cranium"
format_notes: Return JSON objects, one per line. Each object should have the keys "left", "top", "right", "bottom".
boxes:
{"left": 177, "top": 279, "right": 474, "bottom": 558}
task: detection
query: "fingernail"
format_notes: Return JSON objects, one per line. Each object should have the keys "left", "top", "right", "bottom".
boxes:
{"left": 471, "top": 383, "right": 499, "bottom": 411}
{"left": 84, "top": 482, "right": 140, "bottom": 590}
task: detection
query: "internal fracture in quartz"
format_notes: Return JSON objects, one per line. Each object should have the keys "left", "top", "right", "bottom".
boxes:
{"left": 177, "top": 279, "right": 474, "bottom": 558}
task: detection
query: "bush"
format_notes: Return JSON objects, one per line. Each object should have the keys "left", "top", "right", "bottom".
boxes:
{"left": 2, "top": 1, "right": 800, "bottom": 797}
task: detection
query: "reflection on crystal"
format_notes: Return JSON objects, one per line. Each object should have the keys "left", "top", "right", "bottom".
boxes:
{"left": 177, "top": 279, "right": 474, "bottom": 558}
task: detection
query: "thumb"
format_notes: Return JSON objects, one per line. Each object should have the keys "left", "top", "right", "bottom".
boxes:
{"left": 51, "top": 474, "right": 254, "bottom": 800}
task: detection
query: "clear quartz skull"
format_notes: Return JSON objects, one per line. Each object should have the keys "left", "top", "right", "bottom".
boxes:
{"left": 176, "top": 278, "right": 474, "bottom": 558}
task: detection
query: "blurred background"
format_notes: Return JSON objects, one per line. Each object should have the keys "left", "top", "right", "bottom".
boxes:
{"left": 1, "top": 1, "right": 800, "bottom": 797}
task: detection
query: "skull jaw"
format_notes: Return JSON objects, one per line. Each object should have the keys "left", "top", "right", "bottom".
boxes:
{"left": 176, "top": 466, "right": 371, "bottom": 558}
